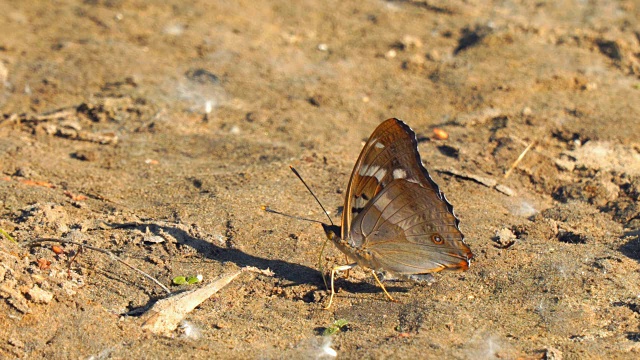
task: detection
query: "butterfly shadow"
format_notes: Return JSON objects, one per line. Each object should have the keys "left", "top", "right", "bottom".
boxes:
{"left": 107, "top": 221, "right": 324, "bottom": 285}
{"left": 329, "top": 277, "right": 409, "bottom": 297}
{"left": 106, "top": 222, "right": 403, "bottom": 299}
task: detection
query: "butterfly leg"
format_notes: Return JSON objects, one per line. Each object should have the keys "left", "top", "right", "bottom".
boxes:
{"left": 371, "top": 270, "right": 396, "bottom": 302}
{"left": 317, "top": 238, "right": 331, "bottom": 291}
{"left": 344, "top": 255, "right": 351, "bottom": 279}
{"left": 324, "top": 263, "right": 357, "bottom": 310}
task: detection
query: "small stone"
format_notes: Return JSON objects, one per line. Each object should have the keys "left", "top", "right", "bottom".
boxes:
{"left": 544, "top": 346, "right": 562, "bottom": 360}
{"left": 521, "top": 106, "right": 532, "bottom": 116}
{"left": 185, "top": 68, "right": 220, "bottom": 84}
{"left": 163, "top": 23, "right": 185, "bottom": 36}
{"left": 214, "top": 320, "right": 230, "bottom": 329}
{"left": 401, "top": 35, "right": 423, "bottom": 49}
{"left": 144, "top": 235, "right": 165, "bottom": 244}
{"left": 72, "top": 150, "right": 98, "bottom": 162}
{"left": 61, "top": 281, "right": 77, "bottom": 296}
{"left": 495, "top": 227, "right": 516, "bottom": 247}
{"left": 14, "top": 167, "right": 37, "bottom": 178}
{"left": 39, "top": 123, "right": 58, "bottom": 135}
{"left": 26, "top": 285, "right": 54, "bottom": 304}
{"left": 432, "top": 128, "right": 449, "bottom": 140}
{"left": 0, "top": 61, "right": 8, "bottom": 86}
{"left": 426, "top": 49, "right": 441, "bottom": 61}
{"left": 8, "top": 337, "right": 24, "bottom": 349}
{"left": 554, "top": 158, "right": 575, "bottom": 171}
{"left": 385, "top": 49, "right": 397, "bottom": 59}
{"left": 308, "top": 96, "right": 322, "bottom": 107}
{"left": 245, "top": 111, "right": 269, "bottom": 123}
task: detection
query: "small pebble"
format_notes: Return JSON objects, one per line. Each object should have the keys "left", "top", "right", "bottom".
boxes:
{"left": 426, "top": 49, "right": 441, "bottom": 61}
{"left": 432, "top": 128, "right": 449, "bottom": 140}
{"left": 0, "top": 61, "right": 8, "bottom": 85}
{"left": 495, "top": 227, "right": 517, "bottom": 247}
{"left": 27, "top": 285, "right": 54, "bottom": 304}
{"left": 401, "top": 35, "right": 423, "bottom": 49}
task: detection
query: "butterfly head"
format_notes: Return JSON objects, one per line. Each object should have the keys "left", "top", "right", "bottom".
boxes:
{"left": 321, "top": 223, "right": 342, "bottom": 241}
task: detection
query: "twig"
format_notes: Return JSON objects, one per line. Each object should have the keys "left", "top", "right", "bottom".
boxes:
{"left": 27, "top": 238, "right": 171, "bottom": 294}
{"left": 435, "top": 168, "right": 515, "bottom": 196}
{"left": 1, "top": 108, "right": 76, "bottom": 128}
{"left": 67, "top": 246, "right": 83, "bottom": 279}
{"left": 32, "top": 108, "right": 76, "bottom": 122}
{"left": 504, "top": 141, "right": 535, "bottom": 179}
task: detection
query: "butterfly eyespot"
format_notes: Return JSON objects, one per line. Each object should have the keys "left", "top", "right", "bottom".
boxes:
{"left": 431, "top": 234, "right": 444, "bottom": 245}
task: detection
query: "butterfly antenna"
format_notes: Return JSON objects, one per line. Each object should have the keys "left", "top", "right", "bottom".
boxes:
{"left": 289, "top": 166, "right": 334, "bottom": 226}
{"left": 261, "top": 206, "right": 324, "bottom": 225}
{"left": 261, "top": 204, "right": 330, "bottom": 290}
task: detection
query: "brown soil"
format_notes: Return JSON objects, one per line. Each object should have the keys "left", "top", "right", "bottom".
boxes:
{"left": 1, "top": 1, "right": 640, "bottom": 359}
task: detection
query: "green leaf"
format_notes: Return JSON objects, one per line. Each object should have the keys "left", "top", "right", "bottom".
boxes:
{"left": 333, "top": 319, "right": 349, "bottom": 328}
{"left": 172, "top": 276, "right": 187, "bottom": 285}
{"left": 186, "top": 276, "right": 201, "bottom": 284}
{"left": 322, "top": 319, "right": 349, "bottom": 336}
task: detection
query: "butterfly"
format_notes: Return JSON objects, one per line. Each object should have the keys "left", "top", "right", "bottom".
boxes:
{"left": 320, "top": 118, "right": 473, "bottom": 308}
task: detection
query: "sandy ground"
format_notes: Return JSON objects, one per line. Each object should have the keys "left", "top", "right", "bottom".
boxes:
{"left": 1, "top": 0, "right": 640, "bottom": 359}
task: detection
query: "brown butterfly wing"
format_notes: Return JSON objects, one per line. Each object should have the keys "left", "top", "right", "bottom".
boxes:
{"left": 342, "top": 118, "right": 472, "bottom": 274}
{"left": 351, "top": 179, "right": 472, "bottom": 274}
{"left": 342, "top": 118, "right": 429, "bottom": 241}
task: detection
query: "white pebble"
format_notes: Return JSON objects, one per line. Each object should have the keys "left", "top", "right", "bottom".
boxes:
{"left": 27, "top": 285, "right": 54, "bottom": 304}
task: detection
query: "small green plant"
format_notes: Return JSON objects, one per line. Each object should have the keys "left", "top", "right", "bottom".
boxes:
{"left": 323, "top": 319, "right": 349, "bottom": 336}
{"left": 172, "top": 274, "right": 202, "bottom": 285}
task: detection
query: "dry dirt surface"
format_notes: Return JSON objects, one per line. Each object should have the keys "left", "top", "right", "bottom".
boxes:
{"left": 1, "top": 1, "right": 640, "bottom": 359}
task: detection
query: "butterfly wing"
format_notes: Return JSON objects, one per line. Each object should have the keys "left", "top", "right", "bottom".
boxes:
{"left": 342, "top": 118, "right": 472, "bottom": 273}
{"left": 342, "top": 118, "right": 430, "bottom": 240}
{"left": 350, "top": 179, "right": 472, "bottom": 274}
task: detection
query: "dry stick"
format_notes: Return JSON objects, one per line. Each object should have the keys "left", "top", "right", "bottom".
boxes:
{"left": 67, "top": 246, "right": 83, "bottom": 279}
{"left": 504, "top": 141, "right": 535, "bottom": 179}
{"left": 27, "top": 238, "right": 171, "bottom": 294}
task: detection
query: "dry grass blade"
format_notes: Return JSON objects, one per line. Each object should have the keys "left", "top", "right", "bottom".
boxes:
{"left": 0, "top": 228, "right": 17, "bottom": 243}
{"left": 504, "top": 141, "right": 535, "bottom": 179}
